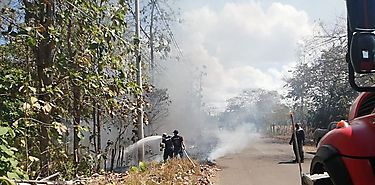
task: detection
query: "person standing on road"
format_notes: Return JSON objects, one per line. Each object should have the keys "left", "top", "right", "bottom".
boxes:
{"left": 289, "top": 123, "right": 305, "bottom": 163}
{"left": 171, "top": 130, "right": 185, "bottom": 158}
{"left": 161, "top": 133, "right": 174, "bottom": 162}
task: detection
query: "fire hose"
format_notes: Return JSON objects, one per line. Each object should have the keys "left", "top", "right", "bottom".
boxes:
{"left": 183, "top": 149, "right": 196, "bottom": 168}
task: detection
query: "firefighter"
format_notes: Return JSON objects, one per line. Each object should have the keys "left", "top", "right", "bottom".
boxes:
{"left": 171, "top": 130, "right": 185, "bottom": 158}
{"left": 289, "top": 123, "right": 305, "bottom": 163}
{"left": 161, "top": 133, "right": 174, "bottom": 162}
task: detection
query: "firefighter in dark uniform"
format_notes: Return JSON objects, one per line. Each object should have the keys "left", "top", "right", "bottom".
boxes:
{"left": 171, "top": 130, "right": 185, "bottom": 158}
{"left": 289, "top": 123, "right": 305, "bottom": 163}
{"left": 161, "top": 133, "right": 173, "bottom": 162}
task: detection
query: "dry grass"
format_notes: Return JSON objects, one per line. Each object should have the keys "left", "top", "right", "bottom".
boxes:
{"left": 86, "top": 159, "right": 216, "bottom": 185}
{"left": 125, "top": 159, "right": 201, "bottom": 185}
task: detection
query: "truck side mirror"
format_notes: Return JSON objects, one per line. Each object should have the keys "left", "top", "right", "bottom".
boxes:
{"left": 350, "top": 32, "right": 375, "bottom": 73}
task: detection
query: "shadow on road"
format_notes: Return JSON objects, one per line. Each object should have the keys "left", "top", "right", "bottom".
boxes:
{"left": 278, "top": 160, "right": 298, "bottom": 164}
{"left": 306, "top": 151, "right": 316, "bottom": 155}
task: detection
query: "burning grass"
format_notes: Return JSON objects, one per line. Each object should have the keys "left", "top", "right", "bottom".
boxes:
{"left": 86, "top": 159, "right": 219, "bottom": 185}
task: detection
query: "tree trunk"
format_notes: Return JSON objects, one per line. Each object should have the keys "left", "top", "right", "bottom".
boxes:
{"left": 110, "top": 147, "right": 116, "bottom": 171}
{"left": 93, "top": 103, "right": 97, "bottom": 155}
{"left": 96, "top": 107, "right": 101, "bottom": 171}
{"left": 72, "top": 85, "right": 81, "bottom": 168}
{"left": 120, "top": 146, "right": 124, "bottom": 166}
{"left": 150, "top": 0, "right": 155, "bottom": 83}
{"left": 65, "top": 11, "right": 82, "bottom": 169}
{"left": 27, "top": 0, "right": 55, "bottom": 174}
{"left": 117, "top": 146, "right": 122, "bottom": 167}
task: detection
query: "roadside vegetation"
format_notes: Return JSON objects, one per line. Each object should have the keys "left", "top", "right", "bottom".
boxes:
{"left": 285, "top": 20, "right": 375, "bottom": 128}
{"left": 86, "top": 159, "right": 218, "bottom": 185}
{"left": 0, "top": 0, "right": 175, "bottom": 180}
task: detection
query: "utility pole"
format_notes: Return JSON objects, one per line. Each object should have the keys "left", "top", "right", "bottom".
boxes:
{"left": 135, "top": 0, "right": 144, "bottom": 162}
{"left": 150, "top": 0, "right": 155, "bottom": 83}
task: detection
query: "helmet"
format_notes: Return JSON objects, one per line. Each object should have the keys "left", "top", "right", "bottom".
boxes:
{"left": 173, "top": 130, "right": 179, "bottom": 134}
{"left": 336, "top": 120, "right": 349, "bottom": 129}
{"left": 162, "top": 133, "right": 167, "bottom": 137}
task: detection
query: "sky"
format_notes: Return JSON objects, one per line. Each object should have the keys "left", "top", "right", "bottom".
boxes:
{"left": 171, "top": 0, "right": 346, "bottom": 111}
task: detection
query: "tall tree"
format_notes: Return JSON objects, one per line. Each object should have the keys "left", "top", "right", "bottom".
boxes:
{"left": 0, "top": 0, "right": 138, "bottom": 177}
{"left": 286, "top": 20, "right": 358, "bottom": 127}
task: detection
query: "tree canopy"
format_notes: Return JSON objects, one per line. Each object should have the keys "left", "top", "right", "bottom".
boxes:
{"left": 285, "top": 21, "right": 358, "bottom": 128}
{"left": 0, "top": 0, "right": 176, "bottom": 179}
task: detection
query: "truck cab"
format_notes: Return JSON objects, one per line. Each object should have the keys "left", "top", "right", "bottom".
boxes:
{"left": 308, "top": 92, "right": 375, "bottom": 185}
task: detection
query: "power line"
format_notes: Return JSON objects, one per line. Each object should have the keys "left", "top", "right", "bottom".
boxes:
{"left": 125, "top": 0, "right": 151, "bottom": 40}
{"left": 125, "top": 0, "right": 183, "bottom": 61}
{"left": 154, "top": 1, "right": 184, "bottom": 59}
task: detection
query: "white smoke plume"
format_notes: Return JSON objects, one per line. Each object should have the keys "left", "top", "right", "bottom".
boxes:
{"left": 208, "top": 124, "right": 260, "bottom": 160}
{"left": 153, "top": 59, "right": 262, "bottom": 161}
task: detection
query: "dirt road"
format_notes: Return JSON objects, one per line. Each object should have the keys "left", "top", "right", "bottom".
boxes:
{"left": 216, "top": 138, "right": 314, "bottom": 185}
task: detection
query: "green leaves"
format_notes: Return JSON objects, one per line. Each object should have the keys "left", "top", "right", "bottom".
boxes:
{"left": 139, "top": 161, "right": 147, "bottom": 172}
{"left": 0, "top": 145, "right": 15, "bottom": 156}
{"left": 26, "top": 37, "right": 37, "bottom": 47}
{"left": 6, "top": 172, "right": 19, "bottom": 180}
{"left": 0, "top": 0, "right": 175, "bottom": 179}
{"left": 0, "top": 127, "right": 9, "bottom": 136}
{"left": 0, "top": 127, "right": 14, "bottom": 139}
{"left": 128, "top": 162, "right": 148, "bottom": 173}
{"left": 0, "top": 177, "right": 15, "bottom": 185}
{"left": 129, "top": 166, "right": 139, "bottom": 173}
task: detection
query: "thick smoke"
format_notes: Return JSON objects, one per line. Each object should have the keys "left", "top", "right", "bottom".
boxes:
{"left": 154, "top": 59, "right": 261, "bottom": 160}
{"left": 208, "top": 124, "right": 260, "bottom": 160}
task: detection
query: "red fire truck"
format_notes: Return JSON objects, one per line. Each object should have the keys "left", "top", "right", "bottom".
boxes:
{"left": 306, "top": 92, "right": 375, "bottom": 185}
{"left": 302, "top": 1, "right": 375, "bottom": 185}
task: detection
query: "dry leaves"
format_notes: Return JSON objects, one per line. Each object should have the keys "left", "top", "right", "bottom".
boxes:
{"left": 85, "top": 159, "right": 221, "bottom": 185}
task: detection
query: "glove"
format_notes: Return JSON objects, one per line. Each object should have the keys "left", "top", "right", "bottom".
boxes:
{"left": 160, "top": 143, "right": 165, "bottom": 151}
